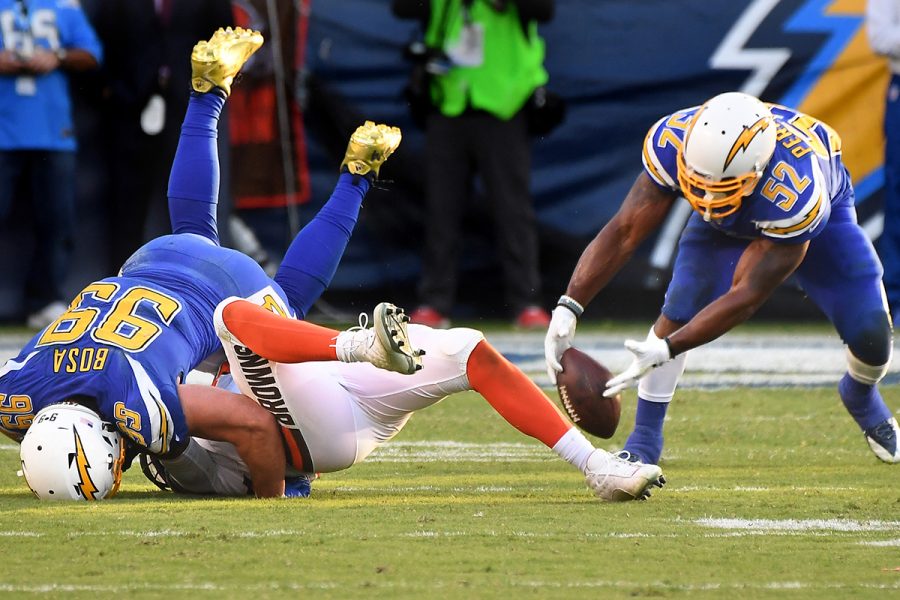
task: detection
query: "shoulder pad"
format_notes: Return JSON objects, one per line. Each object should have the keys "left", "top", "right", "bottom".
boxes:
{"left": 641, "top": 109, "right": 696, "bottom": 190}
{"left": 120, "top": 355, "right": 178, "bottom": 454}
{"left": 754, "top": 157, "right": 829, "bottom": 240}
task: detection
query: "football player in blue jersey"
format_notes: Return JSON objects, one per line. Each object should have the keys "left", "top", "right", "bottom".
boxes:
{"left": 3, "top": 27, "right": 422, "bottom": 500}
{"left": 545, "top": 92, "right": 898, "bottom": 466}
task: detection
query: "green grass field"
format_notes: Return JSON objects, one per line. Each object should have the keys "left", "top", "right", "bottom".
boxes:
{"left": 1, "top": 383, "right": 899, "bottom": 598}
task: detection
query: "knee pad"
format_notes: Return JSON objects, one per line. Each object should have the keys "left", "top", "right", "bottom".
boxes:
{"left": 434, "top": 326, "right": 485, "bottom": 362}
{"left": 843, "top": 309, "right": 892, "bottom": 366}
{"left": 846, "top": 347, "right": 891, "bottom": 385}
{"left": 637, "top": 326, "right": 688, "bottom": 402}
{"left": 843, "top": 309, "right": 892, "bottom": 384}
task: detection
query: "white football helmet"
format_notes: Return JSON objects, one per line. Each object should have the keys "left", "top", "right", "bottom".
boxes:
{"left": 677, "top": 92, "right": 776, "bottom": 220}
{"left": 19, "top": 402, "right": 124, "bottom": 501}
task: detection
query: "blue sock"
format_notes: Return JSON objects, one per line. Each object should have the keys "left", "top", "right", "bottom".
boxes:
{"left": 167, "top": 91, "right": 226, "bottom": 242}
{"left": 838, "top": 373, "right": 892, "bottom": 431}
{"left": 623, "top": 398, "right": 669, "bottom": 463}
{"left": 283, "top": 474, "right": 312, "bottom": 498}
{"left": 274, "top": 172, "right": 369, "bottom": 318}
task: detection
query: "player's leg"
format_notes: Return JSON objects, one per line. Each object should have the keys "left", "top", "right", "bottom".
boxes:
{"left": 167, "top": 27, "right": 263, "bottom": 243}
{"left": 473, "top": 111, "right": 542, "bottom": 315}
{"left": 416, "top": 112, "right": 472, "bottom": 318}
{"left": 464, "top": 337, "right": 664, "bottom": 500}
{"left": 342, "top": 325, "right": 665, "bottom": 500}
{"left": 880, "top": 74, "right": 900, "bottom": 320}
{"left": 622, "top": 214, "right": 748, "bottom": 464}
{"left": 25, "top": 151, "right": 75, "bottom": 315}
{"left": 215, "top": 298, "right": 423, "bottom": 374}
{"left": 275, "top": 123, "right": 401, "bottom": 318}
{"left": 795, "top": 206, "right": 897, "bottom": 462}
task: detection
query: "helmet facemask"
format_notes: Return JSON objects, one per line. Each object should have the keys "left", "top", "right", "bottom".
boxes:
{"left": 676, "top": 150, "right": 763, "bottom": 221}
{"left": 676, "top": 92, "right": 776, "bottom": 222}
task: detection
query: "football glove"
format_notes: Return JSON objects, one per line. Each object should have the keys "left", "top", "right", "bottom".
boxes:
{"left": 544, "top": 305, "right": 578, "bottom": 384}
{"left": 604, "top": 336, "right": 672, "bottom": 397}
{"left": 284, "top": 474, "right": 312, "bottom": 498}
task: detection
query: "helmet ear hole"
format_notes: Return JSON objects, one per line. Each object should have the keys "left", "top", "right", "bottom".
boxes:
{"left": 20, "top": 403, "right": 124, "bottom": 501}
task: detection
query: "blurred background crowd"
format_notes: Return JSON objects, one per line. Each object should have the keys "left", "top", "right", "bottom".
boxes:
{"left": 0, "top": 0, "right": 892, "bottom": 329}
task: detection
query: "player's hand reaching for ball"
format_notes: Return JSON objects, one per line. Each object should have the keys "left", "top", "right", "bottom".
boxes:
{"left": 604, "top": 336, "right": 672, "bottom": 397}
{"left": 544, "top": 305, "right": 578, "bottom": 384}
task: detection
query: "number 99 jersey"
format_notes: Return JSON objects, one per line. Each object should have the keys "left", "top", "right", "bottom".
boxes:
{"left": 642, "top": 102, "right": 852, "bottom": 243}
{"left": 0, "top": 233, "right": 293, "bottom": 454}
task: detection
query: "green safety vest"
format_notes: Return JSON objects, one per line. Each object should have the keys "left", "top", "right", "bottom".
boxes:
{"left": 425, "top": 0, "right": 548, "bottom": 120}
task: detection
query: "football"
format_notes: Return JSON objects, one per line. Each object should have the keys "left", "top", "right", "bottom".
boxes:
{"left": 556, "top": 347, "right": 621, "bottom": 439}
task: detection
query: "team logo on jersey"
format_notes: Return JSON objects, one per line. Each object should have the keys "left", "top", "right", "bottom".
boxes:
{"left": 724, "top": 117, "right": 771, "bottom": 172}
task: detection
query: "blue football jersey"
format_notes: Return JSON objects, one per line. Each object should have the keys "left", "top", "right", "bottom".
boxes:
{"left": 0, "top": 234, "right": 293, "bottom": 453}
{"left": 0, "top": 0, "right": 103, "bottom": 151}
{"left": 641, "top": 103, "right": 853, "bottom": 243}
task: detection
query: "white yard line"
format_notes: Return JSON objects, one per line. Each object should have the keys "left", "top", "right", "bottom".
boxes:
{"left": 3, "top": 579, "right": 896, "bottom": 594}
{"left": 2, "top": 330, "right": 894, "bottom": 390}
{"left": 696, "top": 517, "right": 900, "bottom": 532}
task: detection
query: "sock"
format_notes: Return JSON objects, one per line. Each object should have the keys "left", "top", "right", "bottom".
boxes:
{"left": 838, "top": 373, "right": 892, "bottom": 431}
{"left": 466, "top": 341, "right": 571, "bottom": 448}
{"left": 623, "top": 397, "right": 669, "bottom": 463}
{"left": 551, "top": 427, "right": 597, "bottom": 472}
{"left": 168, "top": 91, "right": 226, "bottom": 242}
{"left": 221, "top": 300, "right": 339, "bottom": 363}
{"left": 275, "top": 173, "right": 370, "bottom": 318}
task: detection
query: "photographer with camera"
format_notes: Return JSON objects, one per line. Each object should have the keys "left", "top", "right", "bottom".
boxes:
{"left": 392, "top": 0, "right": 557, "bottom": 329}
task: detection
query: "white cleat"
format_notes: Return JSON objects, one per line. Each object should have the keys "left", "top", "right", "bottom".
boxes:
{"left": 335, "top": 303, "right": 424, "bottom": 375}
{"left": 584, "top": 449, "right": 665, "bottom": 502}
{"left": 864, "top": 417, "right": 900, "bottom": 463}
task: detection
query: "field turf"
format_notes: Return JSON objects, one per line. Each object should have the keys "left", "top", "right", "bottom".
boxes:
{"left": 1, "top": 381, "right": 899, "bottom": 598}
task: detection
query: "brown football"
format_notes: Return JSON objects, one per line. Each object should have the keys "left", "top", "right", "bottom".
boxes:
{"left": 556, "top": 347, "right": 621, "bottom": 439}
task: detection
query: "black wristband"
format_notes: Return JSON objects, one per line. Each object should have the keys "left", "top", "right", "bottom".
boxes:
{"left": 556, "top": 295, "right": 584, "bottom": 317}
{"left": 663, "top": 336, "right": 677, "bottom": 358}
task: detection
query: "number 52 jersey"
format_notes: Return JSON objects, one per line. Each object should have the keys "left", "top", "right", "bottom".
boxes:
{"left": 642, "top": 102, "right": 853, "bottom": 242}
{"left": 0, "top": 233, "right": 292, "bottom": 454}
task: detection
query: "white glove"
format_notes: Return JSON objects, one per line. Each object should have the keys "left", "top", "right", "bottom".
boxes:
{"left": 544, "top": 305, "right": 578, "bottom": 384}
{"left": 604, "top": 336, "right": 672, "bottom": 397}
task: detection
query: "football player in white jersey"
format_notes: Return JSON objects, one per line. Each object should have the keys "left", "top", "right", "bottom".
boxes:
{"left": 545, "top": 92, "right": 898, "bottom": 466}
{"left": 141, "top": 297, "right": 666, "bottom": 503}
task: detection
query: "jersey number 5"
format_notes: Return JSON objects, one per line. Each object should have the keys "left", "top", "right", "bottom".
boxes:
{"left": 760, "top": 161, "right": 810, "bottom": 211}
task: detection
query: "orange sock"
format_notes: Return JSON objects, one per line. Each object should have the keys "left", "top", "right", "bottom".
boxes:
{"left": 466, "top": 340, "right": 571, "bottom": 448}
{"left": 222, "top": 300, "right": 339, "bottom": 363}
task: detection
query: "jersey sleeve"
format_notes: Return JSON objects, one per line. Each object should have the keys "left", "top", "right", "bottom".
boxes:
{"left": 59, "top": 2, "right": 103, "bottom": 62}
{"left": 117, "top": 355, "right": 186, "bottom": 455}
{"left": 641, "top": 116, "right": 681, "bottom": 191}
{"left": 754, "top": 158, "right": 830, "bottom": 243}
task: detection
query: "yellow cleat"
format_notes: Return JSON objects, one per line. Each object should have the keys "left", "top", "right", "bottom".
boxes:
{"left": 191, "top": 27, "right": 264, "bottom": 97}
{"left": 340, "top": 121, "right": 402, "bottom": 179}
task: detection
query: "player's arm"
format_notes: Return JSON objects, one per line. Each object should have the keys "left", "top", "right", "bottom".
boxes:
{"left": 177, "top": 384, "right": 286, "bottom": 498}
{"left": 565, "top": 172, "right": 678, "bottom": 306}
{"left": 545, "top": 172, "right": 677, "bottom": 382}
{"left": 666, "top": 238, "right": 808, "bottom": 355}
{"left": 604, "top": 236, "right": 809, "bottom": 397}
